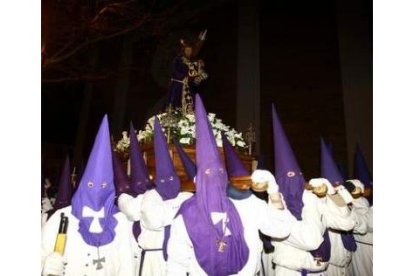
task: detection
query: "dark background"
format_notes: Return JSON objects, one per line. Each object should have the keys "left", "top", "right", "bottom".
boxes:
{"left": 42, "top": 0, "right": 372, "bottom": 186}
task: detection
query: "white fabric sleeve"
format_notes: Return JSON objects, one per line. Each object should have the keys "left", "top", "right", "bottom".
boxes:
{"left": 141, "top": 191, "right": 192, "bottom": 230}
{"left": 279, "top": 191, "right": 325, "bottom": 251}
{"left": 115, "top": 215, "right": 137, "bottom": 276}
{"left": 273, "top": 241, "right": 329, "bottom": 272}
{"left": 258, "top": 197, "right": 296, "bottom": 239}
{"left": 351, "top": 198, "right": 371, "bottom": 234}
{"left": 368, "top": 207, "right": 373, "bottom": 232}
{"left": 282, "top": 202, "right": 325, "bottom": 251}
{"left": 321, "top": 196, "right": 355, "bottom": 231}
{"left": 118, "top": 193, "right": 144, "bottom": 222}
{"left": 166, "top": 215, "right": 192, "bottom": 276}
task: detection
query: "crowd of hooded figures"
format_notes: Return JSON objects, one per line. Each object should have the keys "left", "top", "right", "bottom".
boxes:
{"left": 41, "top": 94, "right": 373, "bottom": 276}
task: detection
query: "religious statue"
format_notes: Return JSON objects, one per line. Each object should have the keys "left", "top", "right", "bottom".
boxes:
{"left": 166, "top": 30, "right": 208, "bottom": 113}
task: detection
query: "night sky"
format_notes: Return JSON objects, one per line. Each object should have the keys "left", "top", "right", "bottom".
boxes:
{"left": 42, "top": 0, "right": 372, "bottom": 185}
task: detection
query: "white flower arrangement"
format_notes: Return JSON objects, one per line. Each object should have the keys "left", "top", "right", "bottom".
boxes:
{"left": 115, "top": 112, "right": 247, "bottom": 153}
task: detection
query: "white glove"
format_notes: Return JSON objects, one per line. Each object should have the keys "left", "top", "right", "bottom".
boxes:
{"left": 118, "top": 193, "right": 141, "bottom": 221}
{"left": 251, "top": 169, "right": 279, "bottom": 194}
{"left": 302, "top": 190, "right": 318, "bottom": 208}
{"left": 42, "top": 197, "right": 53, "bottom": 213}
{"left": 335, "top": 185, "right": 354, "bottom": 204}
{"left": 42, "top": 252, "right": 65, "bottom": 276}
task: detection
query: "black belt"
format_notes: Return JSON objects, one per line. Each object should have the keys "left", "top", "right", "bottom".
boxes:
{"left": 138, "top": 245, "right": 163, "bottom": 276}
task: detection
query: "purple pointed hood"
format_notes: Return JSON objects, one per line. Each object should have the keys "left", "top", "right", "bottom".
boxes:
{"left": 129, "top": 122, "right": 153, "bottom": 194}
{"left": 272, "top": 104, "right": 304, "bottom": 220}
{"left": 153, "top": 118, "right": 180, "bottom": 200}
{"left": 354, "top": 144, "right": 372, "bottom": 187}
{"left": 54, "top": 156, "right": 73, "bottom": 210}
{"left": 221, "top": 132, "right": 249, "bottom": 177}
{"left": 112, "top": 153, "right": 132, "bottom": 197}
{"left": 179, "top": 94, "right": 249, "bottom": 276}
{"left": 321, "top": 138, "right": 344, "bottom": 186}
{"left": 173, "top": 139, "right": 197, "bottom": 180}
{"left": 71, "top": 115, "right": 118, "bottom": 247}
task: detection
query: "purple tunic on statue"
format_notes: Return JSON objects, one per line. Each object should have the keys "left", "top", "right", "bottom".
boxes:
{"left": 167, "top": 56, "right": 189, "bottom": 108}
{"left": 178, "top": 94, "right": 249, "bottom": 276}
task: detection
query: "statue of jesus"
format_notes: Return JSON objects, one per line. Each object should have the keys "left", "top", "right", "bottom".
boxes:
{"left": 166, "top": 30, "right": 208, "bottom": 113}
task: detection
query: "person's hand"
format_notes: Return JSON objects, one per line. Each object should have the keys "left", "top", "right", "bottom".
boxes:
{"left": 42, "top": 252, "right": 65, "bottom": 276}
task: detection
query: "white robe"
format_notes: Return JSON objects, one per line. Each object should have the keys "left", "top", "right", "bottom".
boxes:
{"left": 135, "top": 189, "right": 193, "bottom": 276}
{"left": 323, "top": 196, "right": 356, "bottom": 276}
{"left": 325, "top": 231, "right": 353, "bottom": 276}
{"left": 41, "top": 206, "right": 137, "bottom": 276}
{"left": 351, "top": 199, "right": 373, "bottom": 276}
{"left": 271, "top": 191, "right": 326, "bottom": 276}
{"left": 166, "top": 194, "right": 296, "bottom": 276}
{"left": 117, "top": 192, "right": 145, "bottom": 275}
{"left": 271, "top": 191, "right": 356, "bottom": 276}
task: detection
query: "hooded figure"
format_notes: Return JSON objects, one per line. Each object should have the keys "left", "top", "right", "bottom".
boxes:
{"left": 173, "top": 139, "right": 197, "bottom": 181}
{"left": 221, "top": 131, "right": 253, "bottom": 196}
{"left": 52, "top": 156, "right": 73, "bottom": 213}
{"left": 169, "top": 94, "right": 249, "bottom": 275}
{"left": 354, "top": 144, "right": 373, "bottom": 205}
{"left": 269, "top": 105, "right": 331, "bottom": 276}
{"left": 222, "top": 132, "right": 296, "bottom": 276}
{"left": 346, "top": 180, "right": 373, "bottom": 276}
{"left": 320, "top": 139, "right": 358, "bottom": 276}
{"left": 41, "top": 115, "right": 136, "bottom": 276}
{"left": 113, "top": 153, "right": 132, "bottom": 197}
{"left": 129, "top": 122, "right": 154, "bottom": 240}
{"left": 134, "top": 117, "right": 192, "bottom": 276}
{"left": 166, "top": 95, "right": 294, "bottom": 276}
{"left": 271, "top": 105, "right": 305, "bottom": 220}
{"left": 321, "top": 139, "right": 345, "bottom": 187}
{"left": 130, "top": 122, "right": 154, "bottom": 193}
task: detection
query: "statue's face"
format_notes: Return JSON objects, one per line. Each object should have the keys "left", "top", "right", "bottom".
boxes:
{"left": 184, "top": 47, "right": 192, "bottom": 58}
